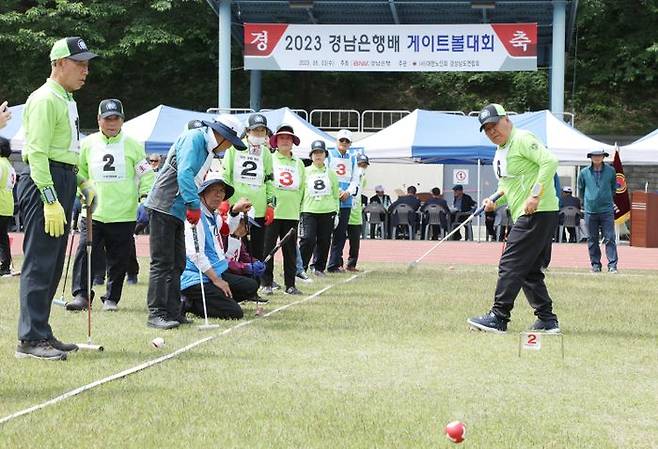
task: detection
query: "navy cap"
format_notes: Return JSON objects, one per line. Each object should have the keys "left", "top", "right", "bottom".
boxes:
{"left": 309, "top": 140, "right": 328, "bottom": 158}
{"left": 478, "top": 103, "right": 507, "bottom": 132}
{"left": 201, "top": 114, "right": 246, "bottom": 150}
{"left": 356, "top": 153, "right": 370, "bottom": 166}
{"left": 197, "top": 174, "right": 235, "bottom": 199}
{"left": 452, "top": 184, "right": 464, "bottom": 191}
{"left": 98, "top": 99, "right": 124, "bottom": 119}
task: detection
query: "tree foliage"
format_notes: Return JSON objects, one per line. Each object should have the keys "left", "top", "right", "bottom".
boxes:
{"left": 0, "top": 0, "right": 656, "bottom": 133}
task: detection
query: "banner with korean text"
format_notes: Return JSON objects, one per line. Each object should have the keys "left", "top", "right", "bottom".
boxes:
{"left": 244, "top": 23, "right": 537, "bottom": 72}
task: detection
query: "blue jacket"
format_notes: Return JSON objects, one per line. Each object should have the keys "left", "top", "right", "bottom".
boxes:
{"left": 180, "top": 205, "right": 241, "bottom": 291}
{"left": 577, "top": 164, "right": 616, "bottom": 214}
{"left": 145, "top": 128, "right": 215, "bottom": 222}
{"left": 327, "top": 148, "right": 359, "bottom": 208}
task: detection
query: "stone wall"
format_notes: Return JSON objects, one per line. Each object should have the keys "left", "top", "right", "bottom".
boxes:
{"left": 623, "top": 165, "right": 658, "bottom": 193}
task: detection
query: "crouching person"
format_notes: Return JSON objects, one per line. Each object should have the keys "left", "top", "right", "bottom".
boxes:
{"left": 180, "top": 174, "right": 256, "bottom": 320}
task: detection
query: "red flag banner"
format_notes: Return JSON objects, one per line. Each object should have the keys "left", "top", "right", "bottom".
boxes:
{"left": 613, "top": 148, "right": 631, "bottom": 224}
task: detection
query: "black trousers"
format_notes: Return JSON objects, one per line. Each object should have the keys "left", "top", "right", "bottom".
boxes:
{"left": 262, "top": 218, "right": 298, "bottom": 289}
{"left": 346, "top": 224, "right": 362, "bottom": 268}
{"left": 127, "top": 235, "right": 139, "bottom": 277}
{"left": 17, "top": 162, "right": 76, "bottom": 341}
{"left": 182, "top": 271, "right": 258, "bottom": 320}
{"left": 147, "top": 209, "right": 186, "bottom": 321}
{"left": 327, "top": 207, "right": 351, "bottom": 270}
{"left": 249, "top": 217, "right": 266, "bottom": 261}
{"left": 300, "top": 212, "right": 333, "bottom": 272}
{"left": 492, "top": 212, "right": 559, "bottom": 323}
{"left": 71, "top": 219, "right": 135, "bottom": 303}
{"left": 0, "top": 215, "right": 11, "bottom": 270}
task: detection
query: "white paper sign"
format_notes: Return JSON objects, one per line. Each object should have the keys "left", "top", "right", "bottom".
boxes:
{"left": 453, "top": 169, "right": 469, "bottom": 185}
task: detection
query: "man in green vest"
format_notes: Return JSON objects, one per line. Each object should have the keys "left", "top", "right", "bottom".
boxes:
{"left": 16, "top": 37, "right": 98, "bottom": 360}
{"left": 66, "top": 99, "right": 155, "bottom": 312}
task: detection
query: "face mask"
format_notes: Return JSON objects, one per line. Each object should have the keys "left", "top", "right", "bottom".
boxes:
{"left": 248, "top": 135, "right": 266, "bottom": 146}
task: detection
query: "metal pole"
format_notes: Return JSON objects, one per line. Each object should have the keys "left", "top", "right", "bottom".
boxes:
{"left": 550, "top": 0, "right": 567, "bottom": 115}
{"left": 218, "top": 0, "right": 232, "bottom": 110}
{"left": 249, "top": 70, "right": 262, "bottom": 112}
{"left": 476, "top": 159, "right": 482, "bottom": 242}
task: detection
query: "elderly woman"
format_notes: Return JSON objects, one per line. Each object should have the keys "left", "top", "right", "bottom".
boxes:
{"left": 0, "top": 137, "right": 15, "bottom": 276}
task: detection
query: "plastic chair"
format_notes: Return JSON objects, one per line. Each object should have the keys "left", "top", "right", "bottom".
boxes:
{"left": 559, "top": 206, "right": 581, "bottom": 243}
{"left": 451, "top": 210, "right": 474, "bottom": 241}
{"left": 364, "top": 202, "right": 387, "bottom": 239}
{"left": 424, "top": 204, "right": 448, "bottom": 239}
{"left": 392, "top": 204, "right": 414, "bottom": 240}
{"left": 493, "top": 206, "right": 512, "bottom": 241}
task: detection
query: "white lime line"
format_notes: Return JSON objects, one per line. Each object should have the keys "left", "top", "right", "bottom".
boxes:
{"left": 0, "top": 273, "right": 365, "bottom": 426}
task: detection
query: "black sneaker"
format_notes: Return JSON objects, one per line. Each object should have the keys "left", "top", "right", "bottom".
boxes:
{"left": 0, "top": 267, "right": 12, "bottom": 277}
{"left": 467, "top": 312, "right": 508, "bottom": 334}
{"left": 284, "top": 286, "right": 304, "bottom": 296}
{"left": 175, "top": 313, "right": 193, "bottom": 325}
{"left": 591, "top": 265, "right": 602, "bottom": 273}
{"left": 271, "top": 280, "right": 281, "bottom": 291}
{"left": 296, "top": 271, "right": 313, "bottom": 283}
{"left": 66, "top": 294, "right": 91, "bottom": 311}
{"left": 48, "top": 336, "right": 79, "bottom": 352}
{"left": 246, "top": 294, "right": 269, "bottom": 304}
{"left": 16, "top": 340, "right": 67, "bottom": 361}
{"left": 147, "top": 316, "right": 180, "bottom": 330}
{"left": 529, "top": 319, "right": 561, "bottom": 334}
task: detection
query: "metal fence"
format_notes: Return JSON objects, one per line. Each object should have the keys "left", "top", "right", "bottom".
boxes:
{"left": 309, "top": 109, "right": 360, "bottom": 131}
{"left": 361, "top": 110, "right": 410, "bottom": 132}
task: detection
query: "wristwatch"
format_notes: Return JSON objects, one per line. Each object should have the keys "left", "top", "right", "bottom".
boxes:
{"left": 40, "top": 186, "right": 58, "bottom": 204}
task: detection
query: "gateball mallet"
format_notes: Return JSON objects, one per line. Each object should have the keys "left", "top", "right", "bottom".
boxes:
{"left": 192, "top": 224, "right": 220, "bottom": 331}
{"left": 53, "top": 220, "right": 77, "bottom": 307}
{"left": 407, "top": 191, "right": 504, "bottom": 271}
{"left": 76, "top": 206, "right": 104, "bottom": 351}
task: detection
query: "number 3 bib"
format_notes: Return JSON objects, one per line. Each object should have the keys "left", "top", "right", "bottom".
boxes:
{"left": 90, "top": 136, "right": 127, "bottom": 182}
{"left": 273, "top": 159, "right": 301, "bottom": 191}
{"left": 330, "top": 157, "right": 352, "bottom": 183}
{"left": 234, "top": 151, "right": 264, "bottom": 186}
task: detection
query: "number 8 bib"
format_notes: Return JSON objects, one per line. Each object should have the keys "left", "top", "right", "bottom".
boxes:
{"left": 308, "top": 172, "right": 330, "bottom": 197}
{"left": 90, "top": 138, "right": 127, "bottom": 182}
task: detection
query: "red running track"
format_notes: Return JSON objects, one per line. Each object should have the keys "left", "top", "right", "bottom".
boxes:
{"left": 8, "top": 233, "right": 658, "bottom": 271}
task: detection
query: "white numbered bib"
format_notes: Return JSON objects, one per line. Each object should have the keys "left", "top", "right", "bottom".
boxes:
{"left": 330, "top": 156, "right": 352, "bottom": 183}
{"left": 5, "top": 165, "right": 16, "bottom": 190}
{"left": 225, "top": 236, "right": 242, "bottom": 261}
{"left": 234, "top": 151, "right": 264, "bottom": 186}
{"left": 273, "top": 159, "right": 301, "bottom": 191}
{"left": 493, "top": 147, "right": 509, "bottom": 180}
{"left": 351, "top": 185, "right": 362, "bottom": 210}
{"left": 90, "top": 137, "right": 127, "bottom": 182}
{"left": 48, "top": 86, "right": 80, "bottom": 154}
{"left": 308, "top": 172, "right": 330, "bottom": 198}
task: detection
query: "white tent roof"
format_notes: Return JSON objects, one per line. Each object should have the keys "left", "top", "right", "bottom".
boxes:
{"left": 620, "top": 129, "right": 658, "bottom": 164}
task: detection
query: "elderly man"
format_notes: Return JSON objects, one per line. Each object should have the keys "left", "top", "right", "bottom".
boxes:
{"left": 66, "top": 99, "right": 154, "bottom": 312}
{"left": 468, "top": 103, "right": 560, "bottom": 334}
{"left": 16, "top": 37, "right": 98, "bottom": 360}
{"left": 144, "top": 114, "right": 246, "bottom": 329}
{"left": 148, "top": 153, "right": 162, "bottom": 172}
{"left": 559, "top": 186, "right": 582, "bottom": 243}
{"left": 180, "top": 174, "right": 255, "bottom": 320}
{"left": 450, "top": 184, "right": 476, "bottom": 240}
{"left": 578, "top": 149, "right": 618, "bottom": 273}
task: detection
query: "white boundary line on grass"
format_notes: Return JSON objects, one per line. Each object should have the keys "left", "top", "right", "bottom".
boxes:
{"left": 0, "top": 273, "right": 365, "bottom": 426}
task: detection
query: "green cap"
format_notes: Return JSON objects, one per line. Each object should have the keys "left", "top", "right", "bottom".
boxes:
{"left": 50, "top": 37, "right": 97, "bottom": 62}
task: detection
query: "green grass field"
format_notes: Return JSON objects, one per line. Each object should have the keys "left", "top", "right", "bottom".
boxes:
{"left": 0, "top": 260, "right": 657, "bottom": 448}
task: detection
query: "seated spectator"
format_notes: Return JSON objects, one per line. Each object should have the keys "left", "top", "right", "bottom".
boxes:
{"left": 559, "top": 186, "right": 582, "bottom": 243}
{"left": 369, "top": 185, "right": 391, "bottom": 238}
{"left": 421, "top": 187, "right": 449, "bottom": 239}
{"left": 450, "top": 184, "right": 475, "bottom": 240}
{"left": 388, "top": 186, "right": 421, "bottom": 238}
{"left": 148, "top": 153, "right": 162, "bottom": 172}
{"left": 223, "top": 211, "right": 266, "bottom": 279}
{"left": 180, "top": 175, "right": 257, "bottom": 320}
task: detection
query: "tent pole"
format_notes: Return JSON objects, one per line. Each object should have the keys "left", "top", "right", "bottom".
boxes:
{"left": 477, "top": 158, "right": 482, "bottom": 242}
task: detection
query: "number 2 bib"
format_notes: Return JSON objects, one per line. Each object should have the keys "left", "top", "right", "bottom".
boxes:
{"left": 234, "top": 151, "right": 264, "bottom": 186}
{"left": 90, "top": 136, "right": 127, "bottom": 182}
{"left": 273, "top": 159, "right": 300, "bottom": 191}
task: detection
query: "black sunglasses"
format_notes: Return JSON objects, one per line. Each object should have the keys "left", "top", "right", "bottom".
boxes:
{"left": 338, "top": 138, "right": 350, "bottom": 143}
{"left": 149, "top": 159, "right": 159, "bottom": 163}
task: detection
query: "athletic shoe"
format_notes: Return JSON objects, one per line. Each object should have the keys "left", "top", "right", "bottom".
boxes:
{"left": 0, "top": 267, "right": 12, "bottom": 277}
{"left": 591, "top": 266, "right": 602, "bottom": 273}
{"left": 313, "top": 270, "right": 326, "bottom": 278}
{"left": 284, "top": 286, "right": 304, "bottom": 296}
{"left": 175, "top": 313, "right": 193, "bottom": 325}
{"left": 296, "top": 271, "right": 313, "bottom": 283}
{"left": 261, "top": 286, "right": 274, "bottom": 295}
{"left": 48, "top": 337, "right": 79, "bottom": 352}
{"left": 146, "top": 316, "right": 180, "bottom": 330}
{"left": 608, "top": 267, "right": 618, "bottom": 274}
{"left": 271, "top": 280, "right": 281, "bottom": 290}
{"left": 467, "top": 312, "right": 507, "bottom": 334}
{"left": 15, "top": 340, "right": 67, "bottom": 361}
{"left": 102, "top": 300, "right": 118, "bottom": 311}
{"left": 66, "top": 295, "right": 91, "bottom": 311}
{"left": 529, "top": 319, "right": 561, "bottom": 334}
{"left": 345, "top": 266, "right": 360, "bottom": 272}
{"left": 327, "top": 267, "right": 345, "bottom": 273}
{"left": 247, "top": 294, "right": 269, "bottom": 303}
{"left": 126, "top": 275, "right": 138, "bottom": 285}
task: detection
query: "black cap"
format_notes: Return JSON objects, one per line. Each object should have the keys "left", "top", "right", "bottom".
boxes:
{"left": 98, "top": 99, "right": 124, "bottom": 119}
{"left": 50, "top": 37, "right": 98, "bottom": 62}
{"left": 187, "top": 119, "right": 204, "bottom": 130}
{"left": 452, "top": 184, "right": 464, "bottom": 191}
{"left": 309, "top": 140, "right": 328, "bottom": 157}
{"left": 478, "top": 103, "right": 507, "bottom": 132}
{"left": 247, "top": 113, "right": 269, "bottom": 131}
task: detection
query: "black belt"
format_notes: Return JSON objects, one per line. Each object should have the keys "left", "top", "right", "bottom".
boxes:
{"left": 49, "top": 160, "right": 78, "bottom": 173}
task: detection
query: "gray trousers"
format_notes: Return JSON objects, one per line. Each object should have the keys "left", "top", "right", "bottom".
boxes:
{"left": 17, "top": 162, "right": 77, "bottom": 341}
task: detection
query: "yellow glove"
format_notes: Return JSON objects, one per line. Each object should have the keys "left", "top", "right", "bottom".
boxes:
{"left": 43, "top": 201, "right": 67, "bottom": 238}
{"left": 79, "top": 180, "right": 97, "bottom": 213}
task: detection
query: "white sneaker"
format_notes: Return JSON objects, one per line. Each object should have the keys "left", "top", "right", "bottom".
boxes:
{"left": 103, "top": 300, "right": 118, "bottom": 311}
{"left": 296, "top": 272, "right": 313, "bottom": 283}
